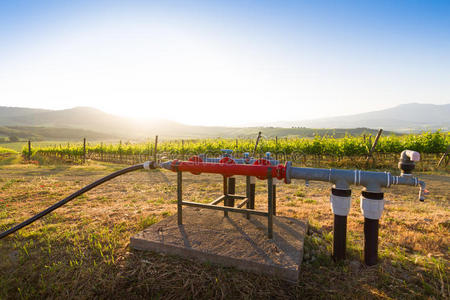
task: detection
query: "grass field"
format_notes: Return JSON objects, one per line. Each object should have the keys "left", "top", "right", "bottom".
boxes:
{"left": 0, "top": 155, "right": 448, "bottom": 299}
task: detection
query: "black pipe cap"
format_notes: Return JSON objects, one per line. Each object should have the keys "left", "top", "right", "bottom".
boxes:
{"left": 362, "top": 191, "right": 384, "bottom": 200}
{"left": 331, "top": 188, "right": 351, "bottom": 197}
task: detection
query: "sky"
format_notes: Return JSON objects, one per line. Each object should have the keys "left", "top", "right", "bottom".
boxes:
{"left": 0, "top": 0, "right": 449, "bottom": 126}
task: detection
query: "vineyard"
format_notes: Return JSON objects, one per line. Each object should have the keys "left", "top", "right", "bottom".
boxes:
{"left": 0, "top": 147, "right": 17, "bottom": 154}
{"left": 22, "top": 131, "right": 449, "bottom": 170}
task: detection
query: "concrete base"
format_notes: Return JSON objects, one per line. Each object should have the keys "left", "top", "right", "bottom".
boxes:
{"left": 130, "top": 207, "right": 308, "bottom": 282}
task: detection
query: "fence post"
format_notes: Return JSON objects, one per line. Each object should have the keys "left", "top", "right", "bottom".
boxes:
{"left": 83, "top": 138, "right": 86, "bottom": 164}
{"left": 181, "top": 139, "right": 185, "bottom": 160}
{"left": 437, "top": 145, "right": 450, "bottom": 168}
{"left": 275, "top": 136, "right": 278, "bottom": 160}
{"left": 119, "top": 140, "right": 122, "bottom": 162}
{"left": 366, "top": 129, "right": 383, "bottom": 166}
{"left": 252, "top": 131, "right": 262, "bottom": 158}
{"left": 28, "top": 140, "right": 31, "bottom": 161}
{"left": 154, "top": 135, "right": 158, "bottom": 162}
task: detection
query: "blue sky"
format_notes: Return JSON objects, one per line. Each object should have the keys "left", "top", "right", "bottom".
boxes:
{"left": 0, "top": 0, "right": 449, "bottom": 125}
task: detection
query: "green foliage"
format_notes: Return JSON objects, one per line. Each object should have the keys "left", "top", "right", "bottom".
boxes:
{"left": 0, "top": 147, "right": 17, "bottom": 154}
{"left": 23, "top": 131, "right": 449, "bottom": 159}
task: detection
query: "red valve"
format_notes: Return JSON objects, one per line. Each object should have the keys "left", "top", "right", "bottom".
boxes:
{"left": 253, "top": 159, "right": 271, "bottom": 179}
{"left": 219, "top": 157, "right": 235, "bottom": 164}
{"left": 253, "top": 159, "right": 270, "bottom": 166}
{"left": 188, "top": 156, "right": 203, "bottom": 163}
{"left": 188, "top": 156, "right": 203, "bottom": 174}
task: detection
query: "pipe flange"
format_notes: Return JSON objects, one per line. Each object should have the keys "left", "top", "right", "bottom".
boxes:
{"left": 284, "top": 161, "right": 292, "bottom": 184}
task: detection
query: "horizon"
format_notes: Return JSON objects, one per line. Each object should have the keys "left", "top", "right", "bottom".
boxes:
{"left": 1, "top": 1, "right": 449, "bottom": 126}
{"left": 1, "top": 102, "right": 449, "bottom": 128}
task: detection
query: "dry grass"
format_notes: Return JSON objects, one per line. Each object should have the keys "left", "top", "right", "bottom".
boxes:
{"left": 0, "top": 157, "right": 448, "bottom": 299}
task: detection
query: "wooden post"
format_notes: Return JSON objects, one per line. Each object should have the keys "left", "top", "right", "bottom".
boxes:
{"left": 147, "top": 140, "right": 151, "bottom": 160}
{"left": 83, "top": 138, "right": 86, "bottom": 164}
{"left": 101, "top": 142, "right": 103, "bottom": 161}
{"left": 119, "top": 140, "right": 122, "bottom": 162}
{"left": 437, "top": 145, "right": 450, "bottom": 168}
{"left": 181, "top": 139, "right": 184, "bottom": 160}
{"left": 153, "top": 135, "right": 158, "bottom": 162}
{"left": 252, "top": 131, "right": 262, "bottom": 158}
{"left": 366, "top": 129, "right": 383, "bottom": 165}
{"left": 28, "top": 140, "right": 31, "bottom": 161}
{"left": 275, "top": 136, "right": 278, "bottom": 160}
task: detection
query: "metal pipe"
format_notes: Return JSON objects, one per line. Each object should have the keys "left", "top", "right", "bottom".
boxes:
{"left": 330, "top": 188, "right": 351, "bottom": 261}
{"left": 223, "top": 176, "right": 228, "bottom": 217}
{"left": 288, "top": 165, "right": 425, "bottom": 199}
{"left": 364, "top": 218, "right": 379, "bottom": 266}
{"left": 361, "top": 191, "right": 384, "bottom": 265}
{"left": 245, "top": 176, "right": 250, "bottom": 219}
{"left": 227, "top": 177, "right": 236, "bottom": 207}
{"left": 182, "top": 201, "right": 268, "bottom": 216}
{"left": 267, "top": 170, "right": 274, "bottom": 239}
{"left": 160, "top": 160, "right": 286, "bottom": 180}
{"left": 177, "top": 170, "right": 182, "bottom": 225}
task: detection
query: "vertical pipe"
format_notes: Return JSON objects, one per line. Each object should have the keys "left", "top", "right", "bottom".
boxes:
{"left": 360, "top": 191, "right": 384, "bottom": 266}
{"left": 267, "top": 169, "right": 273, "bottom": 239}
{"left": 330, "top": 188, "right": 351, "bottom": 261}
{"left": 272, "top": 184, "right": 277, "bottom": 216}
{"left": 245, "top": 176, "right": 251, "bottom": 219}
{"left": 333, "top": 215, "right": 347, "bottom": 261}
{"left": 223, "top": 176, "right": 228, "bottom": 217}
{"left": 364, "top": 218, "right": 379, "bottom": 266}
{"left": 249, "top": 180, "right": 256, "bottom": 210}
{"left": 177, "top": 170, "right": 182, "bottom": 225}
{"left": 228, "top": 177, "right": 236, "bottom": 206}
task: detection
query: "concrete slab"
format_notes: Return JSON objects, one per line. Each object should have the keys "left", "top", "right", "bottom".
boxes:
{"left": 130, "top": 207, "right": 308, "bottom": 282}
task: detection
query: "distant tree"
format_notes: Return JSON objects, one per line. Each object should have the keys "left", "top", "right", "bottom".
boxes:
{"left": 8, "top": 135, "right": 19, "bottom": 142}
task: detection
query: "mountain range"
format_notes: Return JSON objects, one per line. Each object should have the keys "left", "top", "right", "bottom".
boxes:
{"left": 0, "top": 103, "right": 447, "bottom": 141}
{"left": 270, "top": 103, "right": 450, "bottom": 131}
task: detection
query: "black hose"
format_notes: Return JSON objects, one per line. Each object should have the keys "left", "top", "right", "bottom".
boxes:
{"left": 0, "top": 163, "right": 145, "bottom": 240}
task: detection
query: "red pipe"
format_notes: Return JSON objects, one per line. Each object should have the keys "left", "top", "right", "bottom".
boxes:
{"left": 168, "top": 160, "right": 287, "bottom": 180}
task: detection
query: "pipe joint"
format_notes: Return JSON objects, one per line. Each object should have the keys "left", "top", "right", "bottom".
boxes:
{"left": 330, "top": 188, "right": 352, "bottom": 216}
{"left": 143, "top": 161, "right": 156, "bottom": 170}
{"left": 360, "top": 191, "right": 384, "bottom": 220}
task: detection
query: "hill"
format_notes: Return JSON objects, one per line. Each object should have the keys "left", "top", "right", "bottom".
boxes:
{"left": 0, "top": 105, "right": 405, "bottom": 140}
{"left": 0, "top": 126, "right": 116, "bottom": 141}
{"left": 277, "top": 103, "right": 449, "bottom": 132}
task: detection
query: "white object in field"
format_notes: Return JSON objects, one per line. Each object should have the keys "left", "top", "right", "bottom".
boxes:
{"left": 143, "top": 161, "right": 152, "bottom": 170}
{"left": 402, "top": 150, "right": 420, "bottom": 162}
{"left": 330, "top": 194, "right": 351, "bottom": 216}
{"left": 360, "top": 196, "right": 385, "bottom": 220}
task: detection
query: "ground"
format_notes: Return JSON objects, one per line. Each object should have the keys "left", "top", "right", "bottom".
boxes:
{"left": 0, "top": 158, "right": 448, "bottom": 299}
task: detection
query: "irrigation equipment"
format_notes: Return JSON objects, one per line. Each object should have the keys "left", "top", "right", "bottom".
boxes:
{"left": 0, "top": 149, "right": 427, "bottom": 266}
